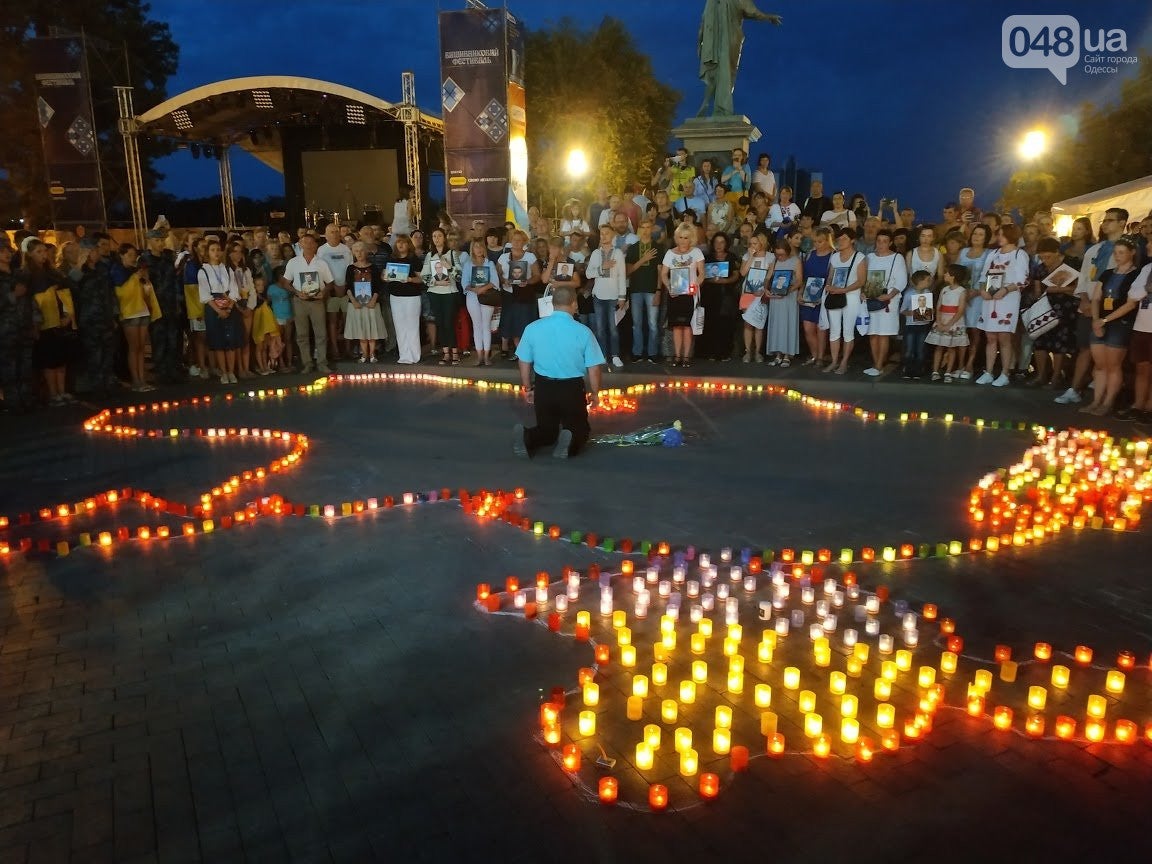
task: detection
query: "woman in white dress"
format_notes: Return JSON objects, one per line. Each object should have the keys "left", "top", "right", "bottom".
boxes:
{"left": 822, "top": 228, "right": 867, "bottom": 374}
{"left": 860, "top": 229, "right": 908, "bottom": 375}
{"left": 976, "top": 224, "right": 1030, "bottom": 387}
{"left": 906, "top": 226, "right": 942, "bottom": 286}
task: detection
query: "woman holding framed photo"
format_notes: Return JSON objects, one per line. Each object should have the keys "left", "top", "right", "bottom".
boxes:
{"left": 660, "top": 224, "right": 706, "bottom": 368}
{"left": 822, "top": 227, "right": 867, "bottom": 375}
{"left": 738, "top": 229, "right": 771, "bottom": 362}
{"left": 800, "top": 227, "right": 833, "bottom": 366}
{"left": 343, "top": 241, "right": 386, "bottom": 364}
{"left": 859, "top": 229, "right": 908, "bottom": 376}
{"left": 461, "top": 239, "right": 500, "bottom": 367}
{"left": 975, "top": 224, "right": 1030, "bottom": 387}
{"left": 384, "top": 234, "right": 426, "bottom": 365}
{"left": 196, "top": 238, "right": 242, "bottom": 384}
{"left": 700, "top": 232, "right": 740, "bottom": 361}
{"left": 765, "top": 234, "right": 802, "bottom": 366}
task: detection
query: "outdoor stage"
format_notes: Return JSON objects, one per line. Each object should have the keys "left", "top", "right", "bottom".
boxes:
{"left": 1, "top": 370, "right": 1150, "bottom": 863}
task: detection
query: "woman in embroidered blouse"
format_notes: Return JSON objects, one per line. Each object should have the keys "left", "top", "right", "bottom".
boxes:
{"left": 196, "top": 238, "right": 242, "bottom": 384}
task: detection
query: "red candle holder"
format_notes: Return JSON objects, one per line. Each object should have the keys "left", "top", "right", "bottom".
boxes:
{"left": 505, "top": 576, "right": 520, "bottom": 594}
{"left": 812, "top": 734, "right": 831, "bottom": 758}
{"left": 967, "top": 696, "right": 985, "bottom": 717}
{"left": 876, "top": 586, "right": 889, "bottom": 603}
{"left": 575, "top": 625, "right": 589, "bottom": 642}
{"left": 730, "top": 746, "right": 749, "bottom": 772}
{"left": 594, "top": 644, "right": 611, "bottom": 665}
{"left": 598, "top": 777, "right": 618, "bottom": 805}
{"left": 1117, "top": 650, "right": 1135, "bottom": 670}
{"left": 767, "top": 733, "right": 785, "bottom": 756}
{"left": 547, "top": 613, "right": 562, "bottom": 632}
{"left": 1054, "top": 716, "right": 1076, "bottom": 740}
{"left": 994, "top": 645, "right": 1012, "bottom": 663}
{"left": 855, "top": 738, "right": 875, "bottom": 763}
{"left": 699, "top": 773, "right": 720, "bottom": 798}
{"left": 648, "top": 784, "right": 668, "bottom": 811}
{"left": 561, "top": 743, "right": 581, "bottom": 772}
{"left": 861, "top": 547, "right": 875, "bottom": 562}
{"left": 1034, "top": 642, "right": 1052, "bottom": 661}
{"left": 881, "top": 730, "right": 900, "bottom": 751}
{"left": 946, "top": 635, "right": 964, "bottom": 654}
{"left": 780, "top": 548, "right": 795, "bottom": 563}
{"left": 476, "top": 583, "right": 491, "bottom": 601}
{"left": 992, "top": 706, "right": 1013, "bottom": 731}
{"left": 939, "top": 617, "right": 955, "bottom": 634}
{"left": 1074, "top": 645, "right": 1093, "bottom": 665}
{"left": 577, "top": 668, "right": 595, "bottom": 687}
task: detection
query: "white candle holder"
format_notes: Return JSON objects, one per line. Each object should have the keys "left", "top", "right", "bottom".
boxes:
{"left": 801, "top": 587, "right": 815, "bottom": 605}
{"left": 808, "top": 623, "right": 824, "bottom": 641}
{"left": 717, "top": 584, "right": 730, "bottom": 600}
{"left": 832, "top": 591, "right": 845, "bottom": 608}
{"left": 822, "top": 614, "right": 837, "bottom": 633}
{"left": 878, "top": 634, "right": 894, "bottom": 654}
{"left": 672, "top": 566, "right": 686, "bottom": 584}
{"left": 843, "top": 628, "right": 858, "bottom": 648}
{"left": 865, "top": 618, "right": 880, "bottom": 636}
{"left": 536, "top": 587, "right": 548, "bottom": 605}
{"left": 699, "top": 553, "right": 711, "bottom": 569}
{"left": 902, "top": 613, "right": 917, "bottom": 631}
{"left": 687, "top": 580, "right": 700, "bottom": 598}
{"left": 702, "top": 594, "right": 716, "bottom": 611}
{"left": 720, "top": 547, "right": 732, "bottom": 563}
{"left": 658, "top": 580, "right": 672, "bottom": 597}
{"left": 743, "top": 576, "right": 757, "bottom": 593}
{"left": 847, "top": 585, "right": 860, "bottom": 600}
{"left": 824, "top": 578, "right": 837, "bottom": 596}
{"left": 816, "top": 600, "right": 829, "bottom": 617}
{"left": 689, "top": 604, "right": 704, "bottom": 623}
{"left": 646, "top": 567, "right": 659, "bottom": 585}
{"left": 514, "top": 591, "right": 527, "bottom": 609}
{"left": 729, "top": 566, "right": 742, "bottom": 583}
{"left": 903, "top": 628, "right": 919, "bottom": 647}
{"left": 555, "top": 595, "right": 569, "bottom": 613}
{"left": 633, "top": 576, "right": 645, "bottom": 594}
{"left": 775, "top": 617, "right": 790, "bottom": 636}
{"left": 865, "top": 595, "right": 880, "bottom": 615}
{"left": 790, "top": 609, "right": 805, "bottom": 628}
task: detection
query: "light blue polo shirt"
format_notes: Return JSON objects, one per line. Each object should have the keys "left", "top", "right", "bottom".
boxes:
{"left": 516, "top": 311, "right": 605, "bottom": 379}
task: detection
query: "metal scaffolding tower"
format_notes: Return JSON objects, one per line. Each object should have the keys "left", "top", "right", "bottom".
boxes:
{"left": 400, "top": 71, "right": 421, "bottom": 225}
{"left": 115, "top": 86, "right": 147, "bottom": 246}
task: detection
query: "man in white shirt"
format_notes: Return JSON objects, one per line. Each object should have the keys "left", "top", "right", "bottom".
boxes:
{"left": 316, "top": 223, "right": 354, "bottom": 362}
{"left": 280, "top": 234, "right": 335, "bottom": 374}
{"left": 1056, "top": 207, "right": 1129, "bottom": 404}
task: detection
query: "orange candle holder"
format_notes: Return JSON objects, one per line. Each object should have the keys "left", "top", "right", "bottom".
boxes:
{"left": 921, "top": 603, "right": 938, "bottom": 621}
{"left": 648, "top": 784, "right": 668, "bottom": 811}
{"left": 1034, "top": 642, "right": 1052, "bottom": 661}
{"left": 1114, "top": 719, "right": 1136, "bottom": 744}
{"left": 855, "top": 738, "right": 875, "bottom": 762}
{"left": 561, "top": 744, "right": 581, "bottom": 772}
{"left": 730, "top": 745, "right": 749, "bottom": 772}
{"left": 699, "top": 773, "right": 720, "bottom": 799}
{"left": 994, "top": 645, "right": 1012, "bottom": 663}
{"left": 993, "top": 706, "right": 1013, "bottom": 731}
{"left": 812, "top": 734, "right": 831, "bottom": 758}
{"left": 598, "top": 777, "right": 618, "bottom": 805}
{"left": 1117, "top": 650, "right": 1135, "bottom": 670}
{"left": 767, "top": 733, "right": 785, "bottom": 756}
{"left": 1074, "top": 645, "right": 1093, "bottom": 665}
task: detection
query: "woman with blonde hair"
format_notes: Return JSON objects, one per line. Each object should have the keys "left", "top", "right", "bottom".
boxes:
{"left": 660, "top": 224, "right": 706, "bottom": 367}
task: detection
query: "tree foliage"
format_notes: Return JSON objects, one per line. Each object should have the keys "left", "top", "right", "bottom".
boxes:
{"left": 0, "top": 0, "right": 178, "bottom": 226}
{"left": 525, "top": 17, "right": 679, "bottom": 216}
{"left": 1000, "top": 56, "right": 1152, "bottom": 212}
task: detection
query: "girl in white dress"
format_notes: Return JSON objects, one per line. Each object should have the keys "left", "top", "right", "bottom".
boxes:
{"left": 976, "top": 224, "right": 1030, "bottom": 386}
{"left": 925, "top": 263, "right": 970, "bottom": 381}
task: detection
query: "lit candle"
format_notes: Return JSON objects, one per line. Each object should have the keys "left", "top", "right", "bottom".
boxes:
{"left": 661, "top": 699, "right": 678, "bottom": 724}
{"left": 993, "top": 706, "right": 1013, "bottom": 730}
{"left": 633, "top": 675, "right": 649, "bottom": 698}
{"left": 812, "top": 734, "right": 832, "bottom": 758}
{"left": 1074, "top": 645, "right": 1093, "bottom": 665}
{"left": 598, "top": 777, "right": 618, "bottom": 804}
{"left": 895, "top": 650, "right": 912, "bottom": 672}
{"left": 1105, "top": 670, "right": 1125, "bottom": 695}
{"left": 617, "top": 626, "right": 631, "bottom": 646}
{"left": 841, "top": 717, "right": 860, "bottom": 744}
{"left": 1114, "top": 719, "right": 1136, "bottom": 744}
{"left": 574, "top": 708, "right": 596, "bottom": 736}
{"left": 940, "top": 651, "right": 958, "bottom": 675}
{"left": 635, "top": 742, "right": 654, "bottom": 770}
{"left": 874, "top": 679, "right": 891, "bottom": 701}
{"left": 620, "top": 645, "right": 636, "bottom": 668}
{"left": 754, "top": 684, "right": 772, "bottom": 708}
{"left": 783, "top": 667, "right": 800, "bottom": 690}
{"left": 1055, "top": 715, "right": 1076, "bottom": 739}
{"left": 841, "top": 694, "right": 858, "bottom": 718}
{"left": 679, "top": 681, "right": 697, "bottom": 704}
{"left": 679, "top": 747, "right": 698, "bottom": 777}
{"left": 644, "top": 724, "right": 661, "bottom": 749}
{"left": 727, "top": 671, "right": 744, "bottom": 694}
{"left": 595, "top": 644, "right": 610, "bottom": 665}
{"left": 804, "top": 713, "right": 823, "bottom": 738}
{"left": 974, "top": 669, "right": 993, "bottom": 693}
{"left": 675, "top": 727, "right": 693, "bottom": 753}
{"left": 1086, "top": 694, "right": 1106, "bottom": 719}
{"left": 1025, "top": 714, "right": 1045, "bottom": 737}
{"left": 583, "top": 682, "right": 599, "bottom": 706}
{"left": 652, "top": 663, "right": 667, "bottom": 686}
{"left": 713, "top": 727, "right": 731, "bottom": 755}
{"left": 648, "top": 783, "right": 668, "bottom": 811}
{"left": 828, "top": 672, "right": 846, "bottom": 695}
{"left": 1085, "top": 720, "right": 1105, "bottom": 742}
{"left": 562, "top": 743, "right": 581, "bottom": 772}
{"left": 918, "top": 667, "right": 936, "bottom": 689}
{"left": 1034, "top": 641, "right": 1052, "bottom": 661}
{"left": 690, "top": 633, "right": 706, "bottom": 655}
{"left": 692, "top": 660, "right": 708, "bottom": 684}
{"left": 881, "top": 661, "right": 898, "bottom": 682}
{"left": 877, "top": 704, "right": 895, "bottom": 728}
{"left": 846, "top": 657, "right": 863, "bottom": 678}
{"left": 757, "top": 642, "right": 774, "bottom": 664}
{"left": 1027, "top": 686, "right": 1047, "bottom": 711}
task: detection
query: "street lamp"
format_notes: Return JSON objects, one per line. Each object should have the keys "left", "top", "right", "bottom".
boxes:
{"left": 1018, "top": 129, "right": 1048, "bottom": 160}
{"left": 566, "top": 148, "right": 589, "bottom": 179}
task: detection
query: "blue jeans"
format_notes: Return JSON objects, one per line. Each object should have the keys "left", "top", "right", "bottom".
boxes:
{"left": 592, "top": 297, "right": 620, "bottom": 360}
{"left": 903, "top": 325, "right": 929, "bottom": 377}
{"left": 630, "top": 292, "right": 659, "bottom": 357}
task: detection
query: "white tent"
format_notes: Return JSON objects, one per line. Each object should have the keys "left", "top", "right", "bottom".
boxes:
{"left": 1051, "top": 175, "right": 1152, "bottom": 236}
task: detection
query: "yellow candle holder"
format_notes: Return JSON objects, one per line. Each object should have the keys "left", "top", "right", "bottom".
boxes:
{"left": 754, "top": 684, "right": 772, "bottom": 708}
{"left": 1027, "top": 686, "right": 1047, "bottom": 711}
{"left": 633, "top": 675, "right": 649, "bottom": 698}
{"left": 679, "top": 680, "right": 697, "bottom": 704}
{"left": 713, "top": 727, "right": 731, "bottom": 755}
{"left": 874, "top": 679, "right": 891, "bottom": 701}
{"left": 841, "top": 694, "right": 858, "bottom": 718}
{"left": 691, "top": 660, "right": 708, "bottom": 684}
{"left": 674, "top": 726, "right": 693, "bottom": 753}
{"left": 841, "top": 718, "right": 860, "bottom": 744}
{"left": 783, "top": 667, "right": 800, "bottom": 690}
{"left": 804, "top": 712, "right": 823, "bottom": 738}
{"left": 829, "top": 672, "right": 847, "bottom": 695}
{"left": 799, "top": 690, "right": 816, "bottom": 713}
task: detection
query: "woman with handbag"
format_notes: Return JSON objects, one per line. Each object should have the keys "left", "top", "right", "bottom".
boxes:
{"left": 497, "top": 229, "right": 542, "bottom": 355}
{"left": 196, "top": 239, "right": 242, "bottom": 384}
{"left": 461, "top": 239, "right": 499, "bottom": 367}
{"left": 1026, "top": 237, "right": 1080, "bottom": 387}
{"left": 822, "top": 228, "right": 866, "bottom": 374}
{"left": 860, "top": 229, "right": 908, "bottom": 376}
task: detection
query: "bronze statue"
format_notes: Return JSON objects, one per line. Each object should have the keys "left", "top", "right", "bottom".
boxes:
{"left": 697, "top": 0, "right": 782, "bottom": 117}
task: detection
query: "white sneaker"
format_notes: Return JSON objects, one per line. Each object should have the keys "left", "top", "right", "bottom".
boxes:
{"left": 220, "top": 374, "right": 229, "bottom": 384}
{"left": 958, "top": 370, "right": 972, "bottom": 380}
{"left": 974, "top": 371, "right": 994, "bottom": 385}
{"left": 863, "top": 367, "right": 880, "bottom": 377}
{"left": 229, "top": 373, "right": 238, "bottom": 384}
{"left": 189, "top": 365, "right": 201, "bottom": 377}
{"left": 611, "top": 356, "right": 623, "bottom": 369}
{"left": 1055, "top": 388, "right": 1082, "bottom": 404}
{"left": 992, "top": 374, "right": 1010, "bottom": 387}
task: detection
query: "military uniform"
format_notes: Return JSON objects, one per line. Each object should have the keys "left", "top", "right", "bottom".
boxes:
{"left": 72, "top": 261, "right": 119, "bottom": 393}
{"left": 141, "top": 245, "right": 183, "bottom": 383}
{"left": 0, "top": 268, "right": 38, "bottom": 410}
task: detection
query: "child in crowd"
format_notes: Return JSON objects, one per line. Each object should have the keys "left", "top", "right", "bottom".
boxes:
{"left": 249, "top": 273, "right": 281, "bottom": 374}
{"left": 925, "top": 264, "right": 971, "bottom": 382}
{"left": 900, "top": 270, "right": 934, "bottom": 379}
{"left": 266, "top": 261, "right": 294, "bottom": 372}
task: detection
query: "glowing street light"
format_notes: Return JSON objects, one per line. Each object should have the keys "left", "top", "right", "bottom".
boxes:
{"left": 1018, "top": 129, "right": 1048, "bottom": 160}
{"left": 566, "top": 148, "right": 589, "bottom": 179}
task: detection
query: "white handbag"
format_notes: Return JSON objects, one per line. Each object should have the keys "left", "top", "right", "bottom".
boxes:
{"left": 691, "top": 302, "right": 706, "bottom": 336}
{"left": 537, "top": 286, "right": 554, "bottom": 318}
{"left": 741, "top": 298, "right": 767, "bottom": 329}
{"left": 1022, "top": 294, "right": 1059, "bottom": 337}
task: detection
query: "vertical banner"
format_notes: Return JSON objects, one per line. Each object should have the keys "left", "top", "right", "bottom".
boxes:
{"left": 31, "top": 37, "right": 106, "bottom": 229}
{"left": 439, "top": 8, "right": 528, "bottom": 230}
{"left": 505, "top": 14, "right": 529, "bottom": 229}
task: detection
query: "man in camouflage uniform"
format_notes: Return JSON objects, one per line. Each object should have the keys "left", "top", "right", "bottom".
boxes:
{"left": 72, "top": 238, "right": 119, "bottom": 395}
{"left": 0, "top": 240, "right": 38, "bottom": 412}
{"left": 141, "top": 229, "right": 183, "bottom": 384}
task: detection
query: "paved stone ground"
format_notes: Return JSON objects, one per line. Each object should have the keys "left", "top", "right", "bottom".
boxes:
{"left": 1, "top": 361, "right": 1151, "bottom": 863}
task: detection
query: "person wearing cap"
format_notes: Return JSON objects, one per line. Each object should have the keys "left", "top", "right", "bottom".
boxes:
{"left": 71, "top": 237, "right": 118, "bottom": 395}
{"left": 513, "top": 283, "right": 604, "bottom": 459}
{"left": 142, "top": 229, "right": 183, "bottom": 384}
{"left": 0, "top": 239, "right": 38, "bottom": 412}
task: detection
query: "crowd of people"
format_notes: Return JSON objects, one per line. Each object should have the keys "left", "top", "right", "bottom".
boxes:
{"left": 4, "top": 158, "right": 1152, "bottom": 423}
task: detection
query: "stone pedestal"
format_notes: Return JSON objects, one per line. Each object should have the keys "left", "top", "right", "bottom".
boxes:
{"left": 671, "top": 115, "right": 761, "bottom": 170}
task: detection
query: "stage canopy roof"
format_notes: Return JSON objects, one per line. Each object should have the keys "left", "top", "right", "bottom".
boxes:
{"left": 136, "top": 75, "right": 444, "bottom": 173}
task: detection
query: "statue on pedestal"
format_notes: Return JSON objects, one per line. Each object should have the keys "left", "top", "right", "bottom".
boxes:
{"left": 697, "top": 0, "right": 782, "bottom": 117}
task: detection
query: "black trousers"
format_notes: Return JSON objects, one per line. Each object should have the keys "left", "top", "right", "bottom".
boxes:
{"left": 524, "top": 376, "right": 589, "bottom": 456}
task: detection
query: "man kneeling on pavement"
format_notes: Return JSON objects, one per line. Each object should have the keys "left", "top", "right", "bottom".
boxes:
{"left": 513, "top": 284, "right": 603, "bottom": 459}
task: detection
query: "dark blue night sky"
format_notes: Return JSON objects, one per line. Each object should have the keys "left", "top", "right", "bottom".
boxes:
{"left": 151, "top": 0, "right": 1150, "bottom": 217}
